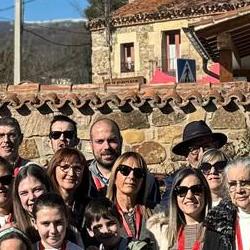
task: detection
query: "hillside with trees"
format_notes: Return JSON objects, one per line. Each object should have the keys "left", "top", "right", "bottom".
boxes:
{"left": 0, "top": 20, "right": 91, "bottom": 84}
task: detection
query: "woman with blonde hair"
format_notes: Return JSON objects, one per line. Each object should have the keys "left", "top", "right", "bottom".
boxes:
{"left": 147, "top": 167, "right": 212, "bottom": 250}
{"left": 198, "top": 149, "right": 229, "bottom": 207}
{"left": 106, "top": 151, "right": 152, "bottom": 241}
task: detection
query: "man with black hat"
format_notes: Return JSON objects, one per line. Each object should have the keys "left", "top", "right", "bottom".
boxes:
{"left": 160, "top": 120, "right": 227, "bottom": 207}
{"left": 172, "top": 120, "right": 227, "bottom": 167}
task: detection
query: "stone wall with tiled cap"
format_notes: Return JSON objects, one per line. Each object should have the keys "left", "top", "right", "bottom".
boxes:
{"left": 1, "top": 81, "right": 250, "bottom": 174}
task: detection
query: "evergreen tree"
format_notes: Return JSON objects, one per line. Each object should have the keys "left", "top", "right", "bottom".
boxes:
{"left": 84, "top": 0, "right": 128, "bottom": 20}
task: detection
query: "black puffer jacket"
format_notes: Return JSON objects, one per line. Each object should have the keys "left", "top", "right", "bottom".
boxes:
{"left": 203, "top": 199, "right": 237, "bottom": 250}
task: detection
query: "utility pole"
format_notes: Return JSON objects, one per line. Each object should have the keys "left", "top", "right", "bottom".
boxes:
{"left": 14, "top": 0, "right": 22, "bottom": 84}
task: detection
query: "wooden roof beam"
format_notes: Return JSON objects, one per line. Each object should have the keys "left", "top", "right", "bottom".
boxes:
{"left": 217, "top": 32, "right": 233, "bottom": 82}
{"left": 196, "top": 14, "right": 250, "bottom": 38}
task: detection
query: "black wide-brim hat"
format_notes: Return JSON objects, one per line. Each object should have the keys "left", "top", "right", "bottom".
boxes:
{"left": 172, "top": 120, "right": 227, "bottom": 156}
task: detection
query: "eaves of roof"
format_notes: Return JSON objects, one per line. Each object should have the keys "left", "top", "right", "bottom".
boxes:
{"left": 186, "top": 5, "right": 250, "bottom": 61}
{"left": 190, "top": 4, "right": 250, "bottom": 30}
{"left": 0, "top": 82, "right": 250, "bottom": 113}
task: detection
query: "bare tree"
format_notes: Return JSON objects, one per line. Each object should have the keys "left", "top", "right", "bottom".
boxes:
{"left": 104, "top": 0, "right": 112, "bottom": 83}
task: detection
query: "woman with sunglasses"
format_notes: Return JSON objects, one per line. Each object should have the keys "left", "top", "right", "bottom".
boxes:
{"left": 106, "top": 151, "right": 153, "bottom": 241}
{"left": 0, "top": 157, "right": 14, "bottom": 229}
{"left": 147, "top": 167, "right": 212, "bottom": 250}
{"left": 47, "top": 147, "right": 89, "bottom": 246}
{"left": 12, "top": 164, "right": 53, "bottom": 240}
{"left": 203, "top": 157, "right": 250, "bottom": 250}
{"left": 198, "top": 149, "right": 229, "bottom": 207}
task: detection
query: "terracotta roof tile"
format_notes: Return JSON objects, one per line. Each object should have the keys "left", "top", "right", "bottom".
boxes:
{"left": 0, "top": 82, "right": 250, "bottom": 112}
{"left": 7, "top": 82, "right": 40, "bottom": 93}
{"left": 113, "top": 0, "right": 248, "bottom": 17}
{"left": 88, "top": 0, "right": 250, "bottom": 29}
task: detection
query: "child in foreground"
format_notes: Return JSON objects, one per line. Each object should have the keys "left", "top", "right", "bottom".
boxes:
{"left": 0, "top": 227, "right": 32, "bottom": 250}
{"left": 32, "top": 192, "right": 84, "bottom": 250}
{"left": 85, "top": 198, "right": 150, "bottom": 250}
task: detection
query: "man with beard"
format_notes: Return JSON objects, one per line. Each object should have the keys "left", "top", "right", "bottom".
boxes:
{"left": 0, "top": 117, "right": 30, "bottom": 175}
{"left": 49, "top": 115, "right": 80, "bottom": 153}
{"left": 88, "top": 118, "right": 161, "bottom": 208}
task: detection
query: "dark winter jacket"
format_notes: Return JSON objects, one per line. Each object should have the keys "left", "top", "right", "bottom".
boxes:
{"left": 203, "top": 199, "right": 237, "bottom": 250}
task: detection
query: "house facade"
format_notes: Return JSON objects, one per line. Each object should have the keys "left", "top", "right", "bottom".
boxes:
{"left": 89, "top": 0, "right": 250, "bottom": 84}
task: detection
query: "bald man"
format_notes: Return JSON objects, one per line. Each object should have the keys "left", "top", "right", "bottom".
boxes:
{"left": 88, "top": 118, "right": 161, "bottom": 208}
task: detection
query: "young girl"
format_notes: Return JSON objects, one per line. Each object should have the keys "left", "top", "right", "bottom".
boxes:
{"left": 13, "top": 164, "right": 53, "bottom": 241}
{"left": 32, "top": 192, "right": 84, "bottom": 250}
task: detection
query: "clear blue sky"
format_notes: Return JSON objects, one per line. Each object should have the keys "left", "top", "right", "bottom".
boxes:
{"left": 0, "top": 0, "right": 88, "bottom": 21}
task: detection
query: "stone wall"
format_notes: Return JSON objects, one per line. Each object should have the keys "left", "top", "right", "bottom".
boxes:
{"left": 91, "top": 17, "right": 208, "bottom": 84}
{"left": 1, "top": 82, "right": 250, "bottom": 174}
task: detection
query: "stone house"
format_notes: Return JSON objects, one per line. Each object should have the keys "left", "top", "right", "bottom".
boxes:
{"left": 89, "top": 0, "right": 250, "bottom": 84}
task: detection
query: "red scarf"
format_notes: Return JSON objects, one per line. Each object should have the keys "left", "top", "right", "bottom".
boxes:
{"left": 236, "top": 217, "right": 243, "bottom": 250}
{"left": 13, "top": 157, "right": 23, "bottom": 176}
{"left": 92, "top": 176, "right": 105, "bottom": 190}
{"left": 178, "top": 226, "right": 201, "bottom": 250}
{"left": 116, "top": 203, "right": 142, "bottom": 240}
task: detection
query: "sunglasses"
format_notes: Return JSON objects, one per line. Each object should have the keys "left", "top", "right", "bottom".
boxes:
{"left": 49, "top": 130, "right": 75, "bottom": 140}
{"left": 117, "top": 164, "right": 145, "bottom": 179}
{"left": 0, "top": 175, "right": 13, "bottom": 185}
{"left": 175, "top": 184, "right": 203, "bottom": 197}
{"left": 200, "top": 161, "right": 227, "bottom": 175}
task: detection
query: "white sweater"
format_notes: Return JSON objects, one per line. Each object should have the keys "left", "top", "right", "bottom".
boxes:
{"left": 146, "top": 212, "right": 170, "bottom": 250}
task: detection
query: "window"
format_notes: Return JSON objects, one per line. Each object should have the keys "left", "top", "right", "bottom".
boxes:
{"left": 121, "top": 43, "right": 134, "bottom": 73}
{"left": 162, "top": 30, "right": 181, "bottom": 75}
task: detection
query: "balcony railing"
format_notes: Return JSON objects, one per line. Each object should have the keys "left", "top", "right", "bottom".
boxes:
{"left": 121, "top": 61, "right": 135, "bottom": 73}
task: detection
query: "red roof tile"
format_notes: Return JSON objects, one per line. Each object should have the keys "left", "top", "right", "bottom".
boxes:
{"left": 113, "top": 0, "right": 248, "bottom": 17}
{"left": 88, "top": 0, "right": 250, "bottom": 29}
{"left": 0, "top": 82, "right": 250, "bottom": 112}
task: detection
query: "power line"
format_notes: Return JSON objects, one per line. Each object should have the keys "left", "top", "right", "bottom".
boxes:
{"left": 23, "top": 28, "right": 90, "bottom": 47}
{"left": 0, "top": 0, "right": 37, "bottom": 12}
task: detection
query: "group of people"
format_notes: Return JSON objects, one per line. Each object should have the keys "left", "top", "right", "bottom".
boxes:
{"left": 0, "top": 116, "right": 249, "bottom": 250}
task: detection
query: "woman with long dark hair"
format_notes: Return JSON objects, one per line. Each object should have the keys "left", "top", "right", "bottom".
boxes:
{"left": 147, "top": 167, "right": 212, "bottom": 250}
{"left": 13, "top": 164, "right": 53, "bottom": 241}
